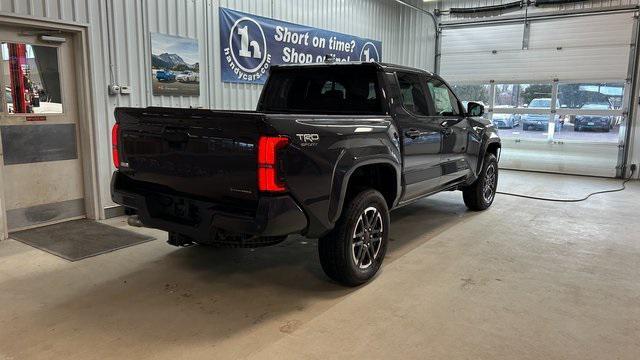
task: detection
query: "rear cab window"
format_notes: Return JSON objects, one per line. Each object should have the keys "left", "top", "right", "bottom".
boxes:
{"left": 258, "top": 65, "right": 384, "bottom": 115}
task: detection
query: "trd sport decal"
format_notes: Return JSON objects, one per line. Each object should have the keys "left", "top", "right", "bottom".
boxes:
{"left": 296, "top": 133, "right": 319, "bottom": 147}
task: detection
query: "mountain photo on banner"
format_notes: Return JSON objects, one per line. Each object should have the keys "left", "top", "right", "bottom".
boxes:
{"left": 150, "top": 32, "right": 200, "bottom": 97}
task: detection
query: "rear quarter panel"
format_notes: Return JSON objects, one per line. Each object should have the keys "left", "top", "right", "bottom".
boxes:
{"left": 266, "top": 114, "right": 401, "bottom": 238}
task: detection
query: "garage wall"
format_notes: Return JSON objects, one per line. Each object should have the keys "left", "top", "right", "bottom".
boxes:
{"left": 0, "top": 0, "right": 438, "bottom": 214}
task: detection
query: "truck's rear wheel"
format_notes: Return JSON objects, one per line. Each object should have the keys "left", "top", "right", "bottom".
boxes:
{"left": 318, "top": 189, "right": 389, "bottom": 286}
{"left": 462, "top": 153, "right": 498, "bottom": 211}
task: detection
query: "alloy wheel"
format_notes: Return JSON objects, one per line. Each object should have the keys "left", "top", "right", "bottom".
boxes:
{"left": 483, "top": 164, "right": 497, "bottom": 203}
{"left": 351, "top": 206, "right": 384, "bottom": 269}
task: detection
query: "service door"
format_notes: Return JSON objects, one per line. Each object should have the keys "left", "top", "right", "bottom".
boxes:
{"left": 0, "top": 24, "right": 85, "bottom": 232}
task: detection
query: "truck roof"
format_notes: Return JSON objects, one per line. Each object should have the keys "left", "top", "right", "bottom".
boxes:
{"left": 270, "top": 61, "right": 433, "bottom": 76}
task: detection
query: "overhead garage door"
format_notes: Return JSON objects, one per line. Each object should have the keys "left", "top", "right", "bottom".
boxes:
{"left": 440, "top": 12, "right": 637, "bottom": 178}
{"left": 441, "top": 13, "right": 635, "bottom": 83}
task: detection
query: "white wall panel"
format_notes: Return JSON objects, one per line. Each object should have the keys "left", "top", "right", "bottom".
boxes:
{"left": 441, "top": 12, "right": 634, "bottom": 82}
{"left": 528, "top": 13, "right": 635, "bottom": 49}
{"left": 440, "top": 23, "right": 523, "bottom": 54}
{"left": 0, "top": 0, "right": 90, "bottom": 23}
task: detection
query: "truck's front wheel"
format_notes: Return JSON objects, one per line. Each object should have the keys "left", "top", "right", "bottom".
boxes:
{"left": 462, "top": 153, "right": 498, "bottom": 211}
{"left": 318, "top": 189, "right": 389, "bottom": 286}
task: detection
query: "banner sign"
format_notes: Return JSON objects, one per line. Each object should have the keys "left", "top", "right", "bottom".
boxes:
{"left": 219, "top": 7, "right": 383, "bottom": 84}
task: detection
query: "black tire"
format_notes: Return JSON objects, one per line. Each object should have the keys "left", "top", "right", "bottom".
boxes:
{"left": 318, "top": 189, "right": 390, "bottom": 287}
{"left": 523, "top": 124, "right": 528, "bottom": 131}
{"left": 462, "top": 153, "right": 498, "bottom": 211}
{"left": 574, "top": 126, "right": 580, "bottom": 132}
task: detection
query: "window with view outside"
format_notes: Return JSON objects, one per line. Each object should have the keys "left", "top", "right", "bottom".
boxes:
{"left": 450, "top": 84, "right": 490, "bottom": 118}
{"left": 1, "top": 43, "right": 62, "bottom": 114}
{"left": 426, "top": 78, "right": 460, "bottom": 116}
{"left": 558, "top": 83, "right": 624, "bottom": 110}
{"left": 493, "top": 83, "right": 553, "bottom": 141}
{"left": 494, "top": 84, "right": 552, "bottom": 108}
{"left": 554, "top": 83, "right": 625, "bottom": 143}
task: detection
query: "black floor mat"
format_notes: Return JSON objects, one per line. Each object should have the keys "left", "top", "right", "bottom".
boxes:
{"left": 10, "top": 219, "right": 155, "bottom": 261}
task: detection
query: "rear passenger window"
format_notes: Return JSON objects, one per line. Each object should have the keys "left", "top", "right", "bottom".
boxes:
{"left": 396, "top": 72, "right": 429, "bottom": 116}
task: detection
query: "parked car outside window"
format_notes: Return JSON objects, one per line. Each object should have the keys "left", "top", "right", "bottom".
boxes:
{"left": 574, "top": 103, "right": 614, "bottom": 132}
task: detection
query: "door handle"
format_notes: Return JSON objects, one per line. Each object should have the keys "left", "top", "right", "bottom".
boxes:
{"left": 405, "top": 129, "right": 421, "bottom": 139}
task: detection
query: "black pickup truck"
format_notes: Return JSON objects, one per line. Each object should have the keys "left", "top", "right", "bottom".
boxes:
{"left": 111, "top": 62, "right": 501, "bottom": 286}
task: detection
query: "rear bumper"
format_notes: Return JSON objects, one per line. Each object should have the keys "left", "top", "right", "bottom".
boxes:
{"left": 111, "top": 172, "right": 308, "bottom": 240}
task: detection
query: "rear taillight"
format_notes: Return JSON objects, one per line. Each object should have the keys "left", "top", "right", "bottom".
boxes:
{"left": 257, "top": 136, "right": 289, "bottom": 192}
{"left": 112, "top": 123, "right": 120, "bottom": 169}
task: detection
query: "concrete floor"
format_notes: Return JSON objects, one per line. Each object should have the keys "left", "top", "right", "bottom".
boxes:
{"left": 500, "top": 140, "right": 619, "bottom": 177}
{"left": 0, "top": 170, "right": 639, "bottom": 359}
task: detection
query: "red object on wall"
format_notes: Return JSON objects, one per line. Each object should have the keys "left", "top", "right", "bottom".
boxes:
{"left": 8, "top": 43, "right": 28, "bottom": 114}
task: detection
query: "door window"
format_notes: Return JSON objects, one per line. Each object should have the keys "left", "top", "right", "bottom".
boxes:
{"left": 1, "top": 42, "right": 63, "bottom": 114}
{"left": 426, "top": 78, "right": 461, "bottom": 116}
{"left": 396, "top": 72, "right": 430, "bottom": 116}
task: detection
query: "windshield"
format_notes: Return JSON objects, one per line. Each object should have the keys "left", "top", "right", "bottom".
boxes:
{"left": 529, "top": 99, "right": 551, "bottom": 108}
{"left": 581, "top": 103, "right": 610, "bottom": 110}
{"left": 258, "top": 65, "right": 384, "bottom": 115}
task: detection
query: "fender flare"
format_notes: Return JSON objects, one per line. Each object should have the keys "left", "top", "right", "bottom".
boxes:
{"left": 477, "top": 139, "right": 502, "bottom": 175}
{"left": 328, "top": 154, "right": 401, "bottom": 224}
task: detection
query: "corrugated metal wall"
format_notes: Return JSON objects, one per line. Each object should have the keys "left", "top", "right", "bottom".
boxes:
{"left": 102, "top": 0, "right": 436, "bottom": 112}
{"left": 208, "top": 0, "right": 436, "bottom": 110}
{"left": 0, "top": 0, "right": 437, "bottom": 213}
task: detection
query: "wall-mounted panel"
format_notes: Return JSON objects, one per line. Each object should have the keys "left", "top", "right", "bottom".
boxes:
{"left": 0, "top": 124, "right": 78, "bottom": 165}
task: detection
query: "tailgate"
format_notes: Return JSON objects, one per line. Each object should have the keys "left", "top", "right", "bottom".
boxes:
{"left": 115, "top": 107, "right": 269, "bottom": 206}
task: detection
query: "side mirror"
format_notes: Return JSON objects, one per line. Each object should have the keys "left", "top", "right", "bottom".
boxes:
{"left": 467, "top": 101, "right": 484, "bottom": 117}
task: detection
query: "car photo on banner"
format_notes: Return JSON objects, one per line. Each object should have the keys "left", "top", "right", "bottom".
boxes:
{"left": 218, "top": 7, "right": 383, "bottom": 84}
{"left": 150, "top": 32, "right": 200, "bottom": 97}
